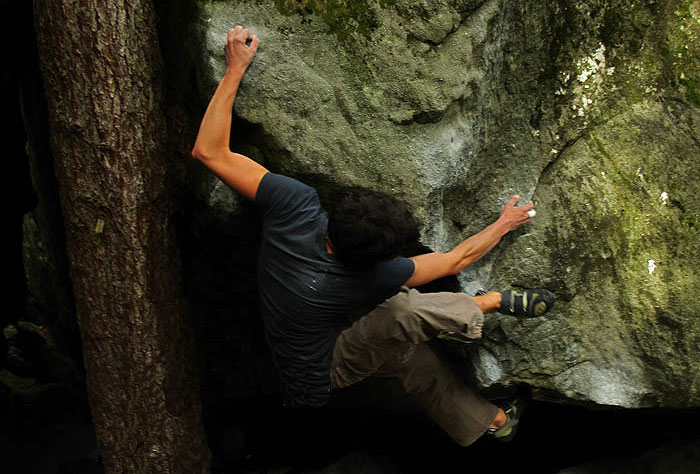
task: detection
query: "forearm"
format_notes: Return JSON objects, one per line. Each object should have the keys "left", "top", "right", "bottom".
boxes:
{"left": 406, "top": 195, "right": 532, "bottom": 287}
{"left": 406, "top": 217, "right": 509, "bottom": 287}
{"left": 446, "top": 218, "right": 510, "bottom": 273}
{"left": 191, "top": 69, "right": 243, "bottom": 160}
{"left": 189, "top": 27, "right": 266, "bottom": 200}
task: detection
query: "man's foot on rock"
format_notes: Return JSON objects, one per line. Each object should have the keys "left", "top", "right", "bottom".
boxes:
{"left": 499, "top": 288, "right": 555, "bottom": 317}
{"left": 488, "top": 399, "right": 527, "bottom": 442}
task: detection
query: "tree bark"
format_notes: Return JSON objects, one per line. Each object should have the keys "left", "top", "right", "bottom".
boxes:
{"left": 33, "top": 1, "right": 210, "bottom": 472}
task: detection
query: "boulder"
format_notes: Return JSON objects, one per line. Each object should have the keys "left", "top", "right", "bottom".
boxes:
{"left": 195, "top": 0, "right": 700, "bottom": 407}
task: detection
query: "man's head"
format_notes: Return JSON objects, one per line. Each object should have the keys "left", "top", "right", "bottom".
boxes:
{"left": 327, "top": 187, "right": 421, "bottom": 270}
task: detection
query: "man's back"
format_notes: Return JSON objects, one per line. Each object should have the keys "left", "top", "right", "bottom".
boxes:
{"left": 255, "top": 173, "right": 414, "bottom": 406}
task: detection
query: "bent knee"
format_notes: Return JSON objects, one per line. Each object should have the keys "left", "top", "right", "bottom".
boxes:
{"left": 380, "top": 287, "right": 423, "bottom": 323}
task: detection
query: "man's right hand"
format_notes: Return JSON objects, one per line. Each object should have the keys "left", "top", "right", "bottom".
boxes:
{"left": 225, "top": 25, "right": 259, "bottom": 75}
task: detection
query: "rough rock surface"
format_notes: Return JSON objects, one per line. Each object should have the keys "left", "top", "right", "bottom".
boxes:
{"left": 195, "top": 0, "right": 700, "bottom": 408}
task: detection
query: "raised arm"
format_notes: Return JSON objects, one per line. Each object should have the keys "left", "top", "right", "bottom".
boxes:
{"left": 405, "top": 195, "right": 534, "bottom": 287}
{"left": 191, "top": 26, "right": 268, "bottom": 200}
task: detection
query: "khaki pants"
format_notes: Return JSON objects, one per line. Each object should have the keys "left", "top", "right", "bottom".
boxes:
{"left": 330, "top": 287, "right": 498, "bottom": 446}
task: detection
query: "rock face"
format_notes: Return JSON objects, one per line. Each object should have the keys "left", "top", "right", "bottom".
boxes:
{"left": 195, "top": 0, "right": 700, "bottom": 408}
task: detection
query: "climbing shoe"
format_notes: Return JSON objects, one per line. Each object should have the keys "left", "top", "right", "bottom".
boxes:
{"left": 489, "top": 398, "right": 527, "bottom": 443}
{"left": 499, "top": 288, "right": 555, "bottom": 318}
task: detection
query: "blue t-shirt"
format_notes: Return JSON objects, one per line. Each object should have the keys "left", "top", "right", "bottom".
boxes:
{"left": 255, "top": 173, "right": 415, "bottom": 407}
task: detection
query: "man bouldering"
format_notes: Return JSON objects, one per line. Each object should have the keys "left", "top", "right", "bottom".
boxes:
{"left": 192, "top": 25, "right": 555, "bottom": 446}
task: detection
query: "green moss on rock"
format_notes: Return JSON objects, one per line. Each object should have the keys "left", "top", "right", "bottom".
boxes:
{"left": 488, "top": 101, "right": 700, "bottom": 407}
{"left": 681, "top": 76, "right": 700, "bottom": 107}
{"left": 274, "top": 0, "right": 396, "bottom": 38}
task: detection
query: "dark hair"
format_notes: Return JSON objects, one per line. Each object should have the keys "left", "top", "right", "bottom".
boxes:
{"left": 327, "top": 187, "right": 421, "bottom": 269}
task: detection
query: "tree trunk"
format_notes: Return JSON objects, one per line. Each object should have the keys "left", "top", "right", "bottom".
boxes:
{"left": 32, "top": 1, "right": 210, "bottom": 472}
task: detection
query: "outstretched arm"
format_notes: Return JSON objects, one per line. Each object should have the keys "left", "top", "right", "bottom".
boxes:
{"left": 191, "top": 26, "right": 268, "bottom": 200}
{"left": 405, "top": 195, "right": 534, "bottom": 287}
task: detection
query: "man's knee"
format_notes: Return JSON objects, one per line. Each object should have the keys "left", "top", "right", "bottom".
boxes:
{"left": 380, "top": 287, "right": 416, "bottom": 322}
{"left": 377, "top": 288, "right": 431, "bottom": 343}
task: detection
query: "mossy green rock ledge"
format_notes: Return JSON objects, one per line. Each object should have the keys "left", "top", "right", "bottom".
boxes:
{"left": 197, "top": 0, "right": 700, "bottom": 408}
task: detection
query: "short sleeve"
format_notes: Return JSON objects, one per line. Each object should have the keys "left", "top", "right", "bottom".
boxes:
{"left": 374, "top": 257, "right": 415, "bottom": 291}
{"left": 255, "top": 172, "right": 320, "bottom": 223}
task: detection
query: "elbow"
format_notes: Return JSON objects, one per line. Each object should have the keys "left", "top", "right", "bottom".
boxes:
{"left": 191, "top": 143, "right": 222, "bottom": 163}
{"left": 192, "top": 143, "right": 229, "bottom": 163}
{"left": 190, "top": 144, "right": 208, "bottom": 161}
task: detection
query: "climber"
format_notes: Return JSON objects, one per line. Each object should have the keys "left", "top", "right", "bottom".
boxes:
{"left": 191, "top": 25, "right": 556, "bottom": 445}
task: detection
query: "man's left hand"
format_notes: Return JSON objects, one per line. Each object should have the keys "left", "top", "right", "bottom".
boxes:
{"left": 498, "top": 195, "right": 534, "bottom": 232}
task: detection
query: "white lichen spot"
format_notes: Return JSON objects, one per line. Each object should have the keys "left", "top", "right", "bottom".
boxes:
{"left": 577, "top": 66, "right": 591, "bottom": 83}
{"left": 569, "top": 44, "right": 617, "bottom": 118}
{"left": 648, "top": 259, "right": 657, "bottom": 275}
{"left": 661, "top": 191, "right": 669, "bottom": 205}
{"left": 551, "top": 149, "right": 558, "bottom": 155}
{"left": 576, "top": 44, "right": 610, "bottom": 83}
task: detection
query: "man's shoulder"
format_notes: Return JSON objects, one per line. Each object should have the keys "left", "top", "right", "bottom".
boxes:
{"left": 256, "top": 173, "right": 317, "bottom": 201}
{"left": 256, "top": 173, "right": 323, "bottom": 223}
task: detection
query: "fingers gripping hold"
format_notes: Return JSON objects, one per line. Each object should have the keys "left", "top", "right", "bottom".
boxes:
{"left": 500, "top": 195, "right": 536, "bottom": 231}
{"left": 506, "top": 195, "right": 521, "bottom": 207}
{"left": 225, "top": 25, "right": 259, "bottom": 72}
{"left": 228, "top": 25, "right": 255, "bottom": 46}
